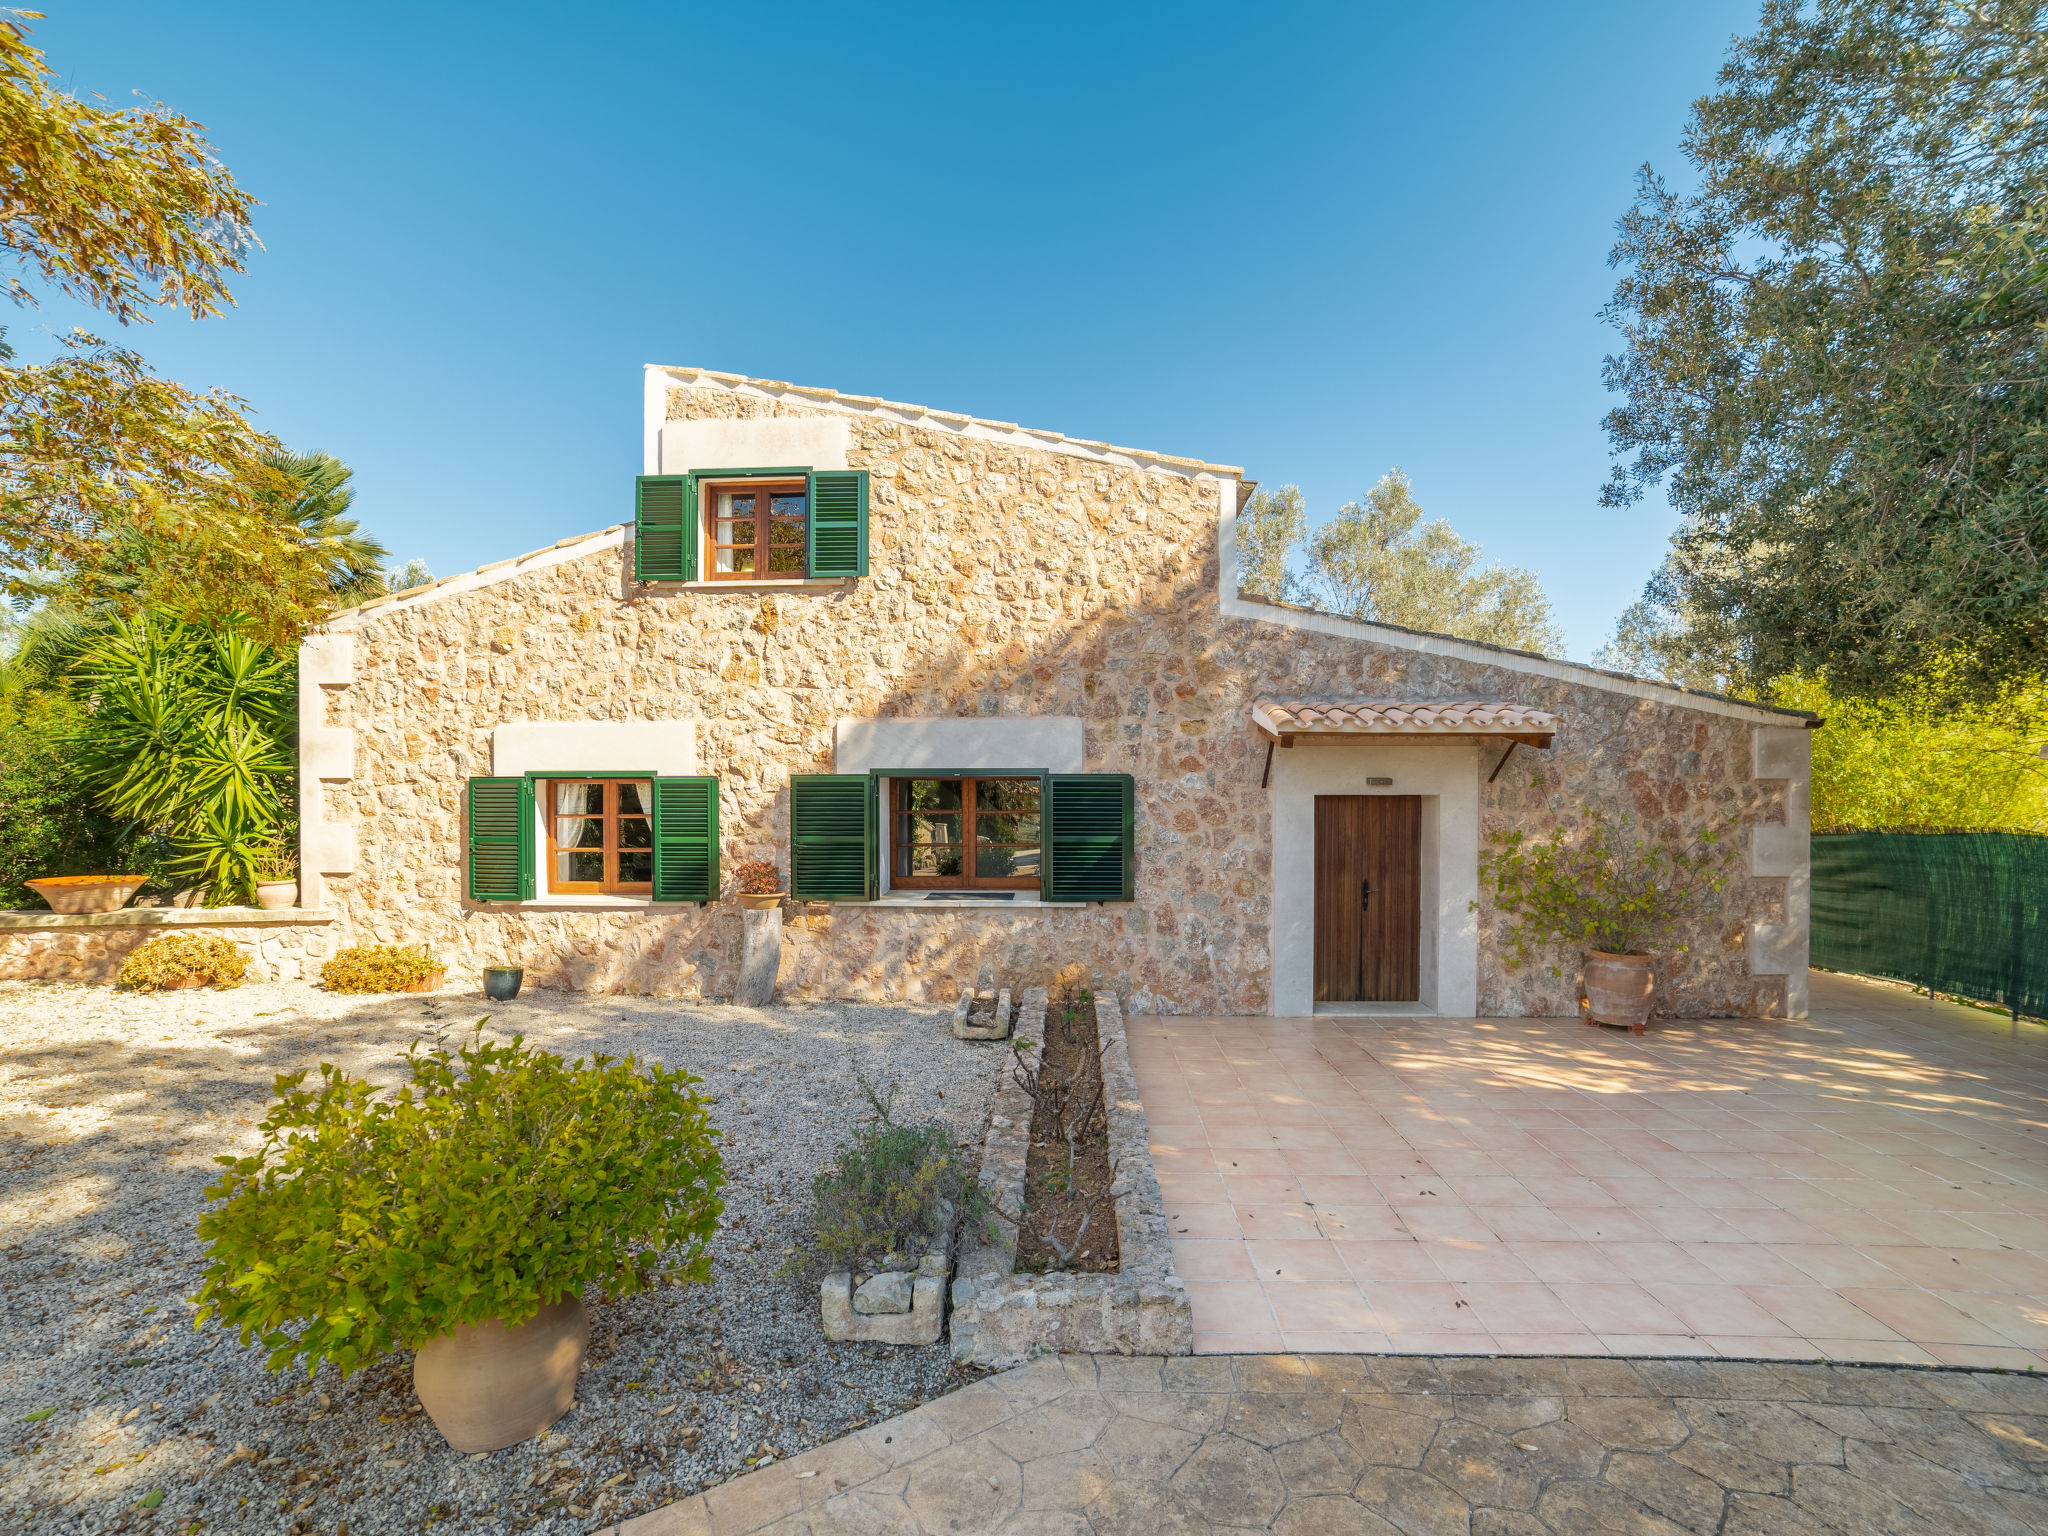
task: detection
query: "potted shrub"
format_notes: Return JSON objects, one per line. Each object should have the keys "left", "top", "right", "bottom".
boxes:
{"left": 1477, "top": 807, "right": 1732, "bottom": 1032}
{"left": 194, "top": 1026, "right": 724, "bottom": 1452}
{"left": 253, "top": 840, "right": 298, "bottom": 911}
{"left": 119, "top": 933, "right": 250, "bottom": 992}
{"left": 732, "top": 858, "right": 785, "bottom": 911}
{"left": 321, "top": 944, "right": 445, "bottom": 993}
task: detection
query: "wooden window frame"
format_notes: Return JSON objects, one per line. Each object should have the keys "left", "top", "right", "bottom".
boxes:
{"left": 544, "top": 778, "right": 654, "bottom": 895}
{"left": 702, "top": 476, "right": 808, "bottom": 581}
{"left": 889, "top": 776, "right": 1041, "bottom": 890}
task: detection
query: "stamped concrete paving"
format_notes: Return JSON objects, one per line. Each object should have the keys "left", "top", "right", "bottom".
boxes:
{"left": 1131, "top": 971, "right": 2048, "bottom": 1363}
{"left": 615, "top": 1351, "right": 2048, "bottom": 1535}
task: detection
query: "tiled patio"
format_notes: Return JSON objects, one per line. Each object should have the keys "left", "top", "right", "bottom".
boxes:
{"left": 1130, "top": 970, "right": 2048, "bottom": 1367}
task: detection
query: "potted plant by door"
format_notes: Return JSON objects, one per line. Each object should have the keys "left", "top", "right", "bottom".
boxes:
{"left": 1477, "top": 806, "right": 1732, "bottom": 1032}
{"left": 194, "top": 1027, "right": 724, "bottom": 1452}
{"left": 732, "top": 858, "right": 786, "bottom": 910}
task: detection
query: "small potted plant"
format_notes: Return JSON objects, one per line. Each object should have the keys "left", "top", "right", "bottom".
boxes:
{"left": 253, "top": 839, "right": 299, "bottom": 911}
{"left": 733, "top": 858, "right": 786, "bottom": 910}
{"left": 194, "top": 1026, "right": 724, "bottom": 1452}
{"left": 1477, "top": 807, "right": 1732, "bottom": 1032}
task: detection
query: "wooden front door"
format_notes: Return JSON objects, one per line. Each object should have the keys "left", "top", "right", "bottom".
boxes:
{"left": 1313, "top": 795, "right": 1422, "bottom": 1003}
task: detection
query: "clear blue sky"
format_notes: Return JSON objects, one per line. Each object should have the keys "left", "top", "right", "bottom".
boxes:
{"left": 27, "top": 2, "right": 1758, "bottom": 660}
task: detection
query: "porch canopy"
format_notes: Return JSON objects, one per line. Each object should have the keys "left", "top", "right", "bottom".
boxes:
{"left": 1250, "top": 698, "right": 1561, "bottom": 748}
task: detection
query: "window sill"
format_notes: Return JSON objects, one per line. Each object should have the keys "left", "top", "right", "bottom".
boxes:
{"left": 644, "top": 578, "right": 856, "bottom": 592}
{"left": 513, "top": 896, "right": 698, "bottom": 911}
{"left": 856, "top": 895, "right": 1090, "bottom": 910}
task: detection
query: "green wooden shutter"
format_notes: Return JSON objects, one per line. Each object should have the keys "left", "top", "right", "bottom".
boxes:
{"left": 790, "top": 775, "right": 875, "bottom": 900}
{"left": 467, "top": 776, "right": 533, "bottom": 901}
{"left": 652, "top": 776, "right": 719, "bottom": 902}
{"left": 1043, "top": 774, "right": 1134, "bottom": 903}
{"left": 635, "top": 474, "right": 695, "bottom": 582}
{"left": 806, "top": 470, "right": 868, "bottom": 579}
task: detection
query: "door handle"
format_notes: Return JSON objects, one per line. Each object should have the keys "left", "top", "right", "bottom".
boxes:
{"left": 1361, "top": 878, "right": 1372, "bottom": 911}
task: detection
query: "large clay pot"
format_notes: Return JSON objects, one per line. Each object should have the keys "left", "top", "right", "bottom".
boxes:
{"left": 737, "top": 891, "right": 785, "bottom": 911}
{"left": 1582, "top": 951, "right": 1655, "bottom": 1032}
{"left": 412, "top": 1296, "right": 588, "bottom": 1452}
{"left": 254, "top": 880, "right": 298, "bottom": 911}
{"left": 26, "top": 875, "right": 146, "bottom": 914}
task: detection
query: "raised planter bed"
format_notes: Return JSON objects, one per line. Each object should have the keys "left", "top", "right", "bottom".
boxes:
{"left": 949, "top": 987, "right": 1191, "bottom": 1365}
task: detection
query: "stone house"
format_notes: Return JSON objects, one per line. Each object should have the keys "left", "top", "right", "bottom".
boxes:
{"left": 283, "top": 366, "right": 1816, "bottom": 1018}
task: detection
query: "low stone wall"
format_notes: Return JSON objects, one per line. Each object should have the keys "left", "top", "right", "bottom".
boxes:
{"left": 950, "top": 989, "right": 1192, "bottom": 1365}
{"left": 0, "top": 909, "right": 342, "bottom": 984}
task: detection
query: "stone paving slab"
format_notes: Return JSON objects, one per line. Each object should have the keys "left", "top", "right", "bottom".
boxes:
{"left": 612, "top": 1352, "right": 2048, "bottom": 1535}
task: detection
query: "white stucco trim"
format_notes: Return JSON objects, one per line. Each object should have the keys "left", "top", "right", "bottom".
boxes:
{"left": 834, "top": 717, "right": 1085, "bottom": 776}
{"left": 659, "top": 417, "right": 848, "bottom": 475}
{"left": 1268, "top": 737, "right": 1481, "bottom": 1018}
{"left": 643, "top": 365, "right": 1242, "bottom": 483}
{"left": 492, "top": 722, "right": 699, "bottom": 778}
{"left": 323, "top": 527, "right": 627, "bottom": 632}
{"left": 1748, "top": 726, "right": 1813, "bottom": 1019}
{"left": 295, "top": 632, "right": 357, "bottom": 908}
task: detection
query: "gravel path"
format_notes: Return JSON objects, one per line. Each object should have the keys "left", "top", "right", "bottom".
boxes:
{"left": 0, "top": 978, "right": 1001, "bottom": 1534}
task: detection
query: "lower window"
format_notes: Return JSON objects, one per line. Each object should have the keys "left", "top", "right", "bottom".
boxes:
{"left": 891, "top": 777, "right": 1040, "bottom": 889}
{"left": 546, "top": 779, "right": 652, "bottom": 894}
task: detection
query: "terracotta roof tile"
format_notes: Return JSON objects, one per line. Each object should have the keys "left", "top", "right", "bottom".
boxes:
{"left": 1251, "top": 698, "right": 1563, "bottom": 738}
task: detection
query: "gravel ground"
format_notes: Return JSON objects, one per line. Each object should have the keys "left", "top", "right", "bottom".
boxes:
{"left": 0, "top": 978, "right": 1002, "bottom": 1534}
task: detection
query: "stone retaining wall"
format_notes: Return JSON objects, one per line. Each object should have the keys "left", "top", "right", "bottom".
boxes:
{"left": 950, "top": 990, "right": 1192, "bottom": 1365}
{"left": 0, "top": 909, "right": 342, "bottom": 984}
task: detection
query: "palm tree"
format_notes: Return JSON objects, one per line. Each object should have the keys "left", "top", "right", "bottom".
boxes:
{"left": 256, "top": 448, "right": 389, "bottom": 604}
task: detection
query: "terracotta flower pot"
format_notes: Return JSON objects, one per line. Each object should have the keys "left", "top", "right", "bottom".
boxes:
{"left": 737, "top": 891, "right": 786, "bottom": 911}
{"left": 254, "top": 880, "right": 298, "bottom": 911}
{"left": 413, "top": 1296, "right": 588, "bottom": 1453}
{"left": 26, "top": 875, "right": 147, "bottom": 915}
{"left": 1581, "top": 951, "right": 1655, "bottom": 1032}
{"left": 401, "top": 968, "right": 448, "bottom": 994}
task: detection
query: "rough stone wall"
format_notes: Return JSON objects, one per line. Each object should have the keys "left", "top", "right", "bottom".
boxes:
{"left": 0, "top": 920, "right": 339, "bottom": 984}
{"left": 321, "top": 384, "right": 1790, "bottom": 1016}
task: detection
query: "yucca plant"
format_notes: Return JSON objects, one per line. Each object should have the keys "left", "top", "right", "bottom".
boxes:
{"left": 67, "top": 612, "right": 294, "bottom": 905}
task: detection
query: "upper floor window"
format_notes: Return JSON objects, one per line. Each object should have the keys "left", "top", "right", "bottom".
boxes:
{"left": 891, "top": 776, "right": 1041, "bottom": 890}
{"left": 547, "top": 779, "right": 652, "bottom": 894}
{"left": 707, "top": 478, "right": 806, "bottom": 578}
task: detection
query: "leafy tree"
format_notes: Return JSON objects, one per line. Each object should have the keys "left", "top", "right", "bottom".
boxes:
{"left": 67, "top": 613, "right": 294, "bottom": 904}
{"left": 0, "top": 688, "right": 146, "bottom": 905}
{"left": 253, "top": 449, "right": 387, "bottom": 604}
{"left": 0, "top": 16, "right": 335, "bottom": 643}
{"left": 1772, "top": 670, "right": 2048, "bottom": 831}
{"left": 1303, "top": 471, "right": 1564, "bottom": 654}
{"left": 1602, "top": 0, "right": 2048, "bottom": 700}
{"left": 383, "top": 557, "right": 434, "bottom": 592}
{"left": 1235, "top": 484, "right": 1307, "bottom": 603}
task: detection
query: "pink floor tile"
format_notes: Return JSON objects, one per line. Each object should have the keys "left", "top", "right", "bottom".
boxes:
{"left": 1680, "top": 1243, "right": 1813, "bottom": 1286}
{"left": 1551, "top": 1283, "right": 1692, "bottom": 1336}
{"left": 1811, "top": 1338, "right": 1943, "bottom": 1366}
{"left": 1833, "top": 1287, "right": 2010, "bottom": 1346}
{"left": 1279, "top": 1147, "right": 1367, "bottom": 1178}
{"left": 1247, "top": 1240, "right": 1353, "bottom": 1283}
{"left": 1280, "top": 1330, "right": 1394, "bottom": 1354}
{"left": 1455, "top": 1282, "right": 1582, "bottom": 1334}
{"left": 1930, "top": 1292, "right": 2048, "bottom": 1349}
{"left": 1923, "top": 1342, "right": 2047, "bottom": 1370}
{"left": 1335, "top": 1241, "right": 1443, "bottom": 1283}
{"left": 1642, "top": 1283, "right": 1797, "bottom": 1337}
{"left": 1493, "top": 1333, "right": 1607, "bottom": 1355}
{"left": 1698, "top": 1335, "right": 1822, "bottom": 1361}
{"left": 1262, "top": 1282, "right": 1382, "bottom": 1332}
{"left": 1386, "top": 1332, "right": 1503, "bottom": 1354}
{"left": 1479, "top": 1206, "right": 1582, "bottom": 1242}
{"left": 1171, "top": 1240, "right": 1258, "bottom": 1283}
{"left": 1742, "top": 1286, "right": 1903, "bottom": 1341}
{"left": 1193, "top": 1330, "right": 1284, "bottom": 1355}
{"left": 1185, "top": 1280, "right": 1277, "bottom": 1335}
{"left": 1163, "top": 1203, "right": 1243, "bottom": 1239}
{"left": 1596, "top": 1243, "right": 1723, "bottom": 1285}
{"left": 1310, "top": 1202, "right": 1412, "bottom": 1242}
{"left": 1393, "top": 1204, "right": 1498, "bottom": 1243}
{"left": 1419, "top": 1239, "right": 1538, "bottom": 1284}
{"left": 1509, "top": 1242, "right": 1628, "bottom": 1284}
{"left": 1232, "top": 1203, "right": 1323, "bottom": 1238}
{"left": 1553, "top": 1208, "right": 1666, "bottom": 1244}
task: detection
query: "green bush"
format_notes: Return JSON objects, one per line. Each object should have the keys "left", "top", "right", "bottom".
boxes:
{"left": 0, "top": 692, "right": 147, "bottom": 907}
{"left": 194, "top": 1026, "right": 724, "bottom": 1376}
{"left": 811, "top": 1084, "right": 984, "bottom": 1268}
{"left": 320, "top": 944, "right": 441, "bottom": 993}
{"left": 118, "top": 933, "right": 249, "bottom": 992}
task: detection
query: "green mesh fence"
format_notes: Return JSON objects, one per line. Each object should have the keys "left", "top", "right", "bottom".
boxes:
{"left": 1811, "top": 831, "right": 2048, "bottom": 1018}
